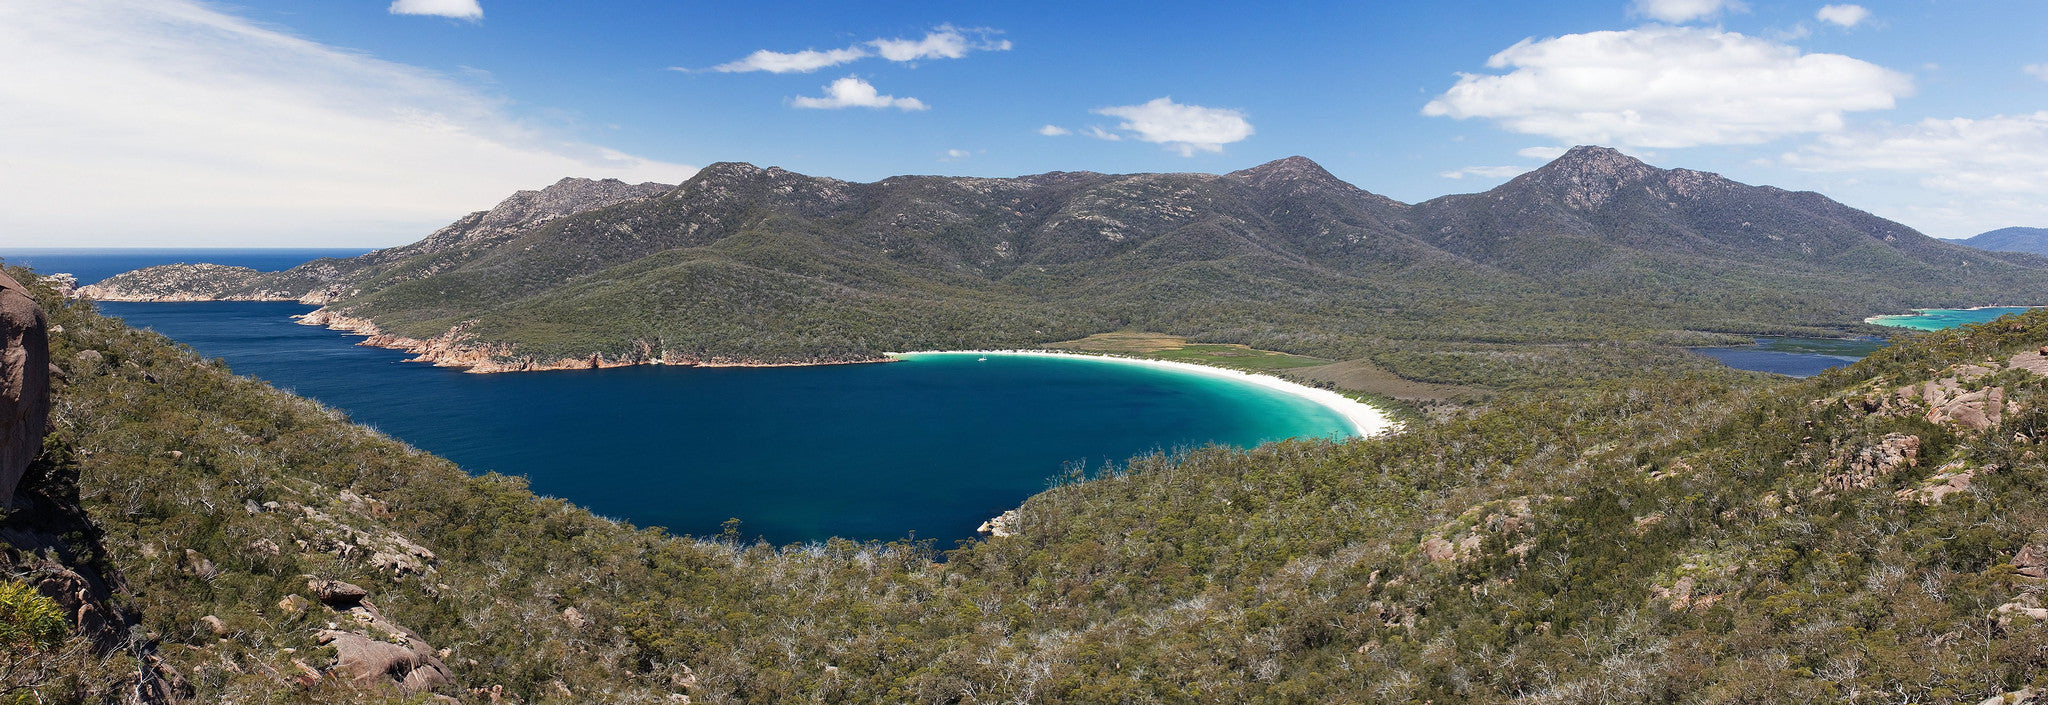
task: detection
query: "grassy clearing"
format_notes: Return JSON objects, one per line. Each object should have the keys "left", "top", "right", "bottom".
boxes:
{"left": 1046, "top": 332, "right": 1331, "bottom": 374}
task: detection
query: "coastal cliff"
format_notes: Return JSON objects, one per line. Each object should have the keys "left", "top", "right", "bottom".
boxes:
{"left": 297, "top": 308, "right": 889, "bottom": 373}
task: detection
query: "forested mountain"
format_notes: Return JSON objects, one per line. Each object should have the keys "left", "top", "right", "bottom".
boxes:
{"left": 20, "top": 265, "right": 2048, "bottom": 702}
{"left": 78, "top": 147, "right": 2048, "bottom": 385}
{"left": 1957, "top": 226, "right": 2048, "bottom": 257}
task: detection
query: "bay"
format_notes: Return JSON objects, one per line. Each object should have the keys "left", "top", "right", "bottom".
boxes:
{"left": 1867, "top": 307, "right": 2040, "bottom": 331}
{"left": 96, "top": 300, "right": 1355, "bottom": 546}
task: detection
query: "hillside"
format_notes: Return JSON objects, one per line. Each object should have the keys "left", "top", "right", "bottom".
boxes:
{"left": 17, "top": 265, "right": 2048, "bottom": 701}
{"left": 77, "top": 147, "right": 2048, "bottom": 391}
{"left": 1957, "top": 226, "right": 2048, "bottom": 257}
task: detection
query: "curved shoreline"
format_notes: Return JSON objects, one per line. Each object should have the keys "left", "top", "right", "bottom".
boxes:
{"left": 1865, "top": 305, "right": 2043, "bottom": 327}
{"left": 890, "top": 350, "right": 1400, "bottom": 439}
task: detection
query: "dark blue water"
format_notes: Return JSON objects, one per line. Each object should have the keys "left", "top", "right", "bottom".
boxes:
{"left": 1, "top": 248, "right": 373, "bottom": 285}
{"left": 97, "top": 301, "right": 1352, "bottom": 545}
{"left": 1691, "top": 337, "right": 1886, "bottom": 377}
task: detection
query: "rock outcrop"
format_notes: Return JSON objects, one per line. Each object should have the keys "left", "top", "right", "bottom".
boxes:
{"left": 1822, "top": 433, "right": 1921, "bottom": 491}
{"left": 0, "top": 270, "right": 50, "bottom": 508}
{"left": 306, "top": 578, "right": 455, "bottom": 695}
{"left": 977, "top": 509, "right": 1021, "bottom": 538}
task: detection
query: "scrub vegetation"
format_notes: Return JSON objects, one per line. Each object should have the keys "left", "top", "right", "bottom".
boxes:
{"left": 21, "top": 266, "right": 2048, "bottom": 702}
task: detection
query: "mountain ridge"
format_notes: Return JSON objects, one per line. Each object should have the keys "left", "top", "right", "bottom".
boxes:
{"left": 75, "top": 147, "right": 2048, "bottom": 385}
{"left": 1956, "top": 226, "right": 2048, "bottom": 257}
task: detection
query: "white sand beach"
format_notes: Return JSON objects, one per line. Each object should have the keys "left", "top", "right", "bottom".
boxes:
{"left": 889, "top": 350, "right": 1400, "bottom": 438}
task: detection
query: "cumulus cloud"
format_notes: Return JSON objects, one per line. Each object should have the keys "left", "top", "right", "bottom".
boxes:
{"left": 939, "top": 148, "right": 971, "bottom": 161}
{"left": 1815, "top": 4, "right": 1870, "bottom": 27}
{"left": 1784, "top": 112, "right": 2048, "bottom": 235}
{"left": 1091, "top": 97, "right": 1254, "bottom": 156}
{"left": 388, "top": 0, "right": 481, "bottom": 20}
{"left": 0, "top": 0, "right": 693, "bottom": 247}
{"left": 1038, "top": 124, "right": 1071, "bottom": 136}
{"left": 1439, "top": 166, "right": 1528, "bottom": 180}
{"left": 2027, "top": 64, "right": 2048, "bottom": 83}
{"left": 705, "top": 25, "right": 1008, "bottom": 73}
{"left": 1786, "top": 112, "right": 2048, "bottom": 193}
{"left": 1423, "top": 26, "right": 1911, "bottom": 148}
{"left": 791, "top": 77, "right": 927, "bottom": 111}
{"left": 1084, "top": 126, "right": 1123, "bottom": 141}
{"left": 1629, "top": 0, "right": 1745, "bottom": 23}
{"left": 1517, "top": 146, "right": 1568, "bottom": 160}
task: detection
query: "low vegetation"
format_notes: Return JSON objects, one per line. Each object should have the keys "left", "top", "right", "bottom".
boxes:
{"left": 19, "top": 264, "right": 2048, "bottom": 702}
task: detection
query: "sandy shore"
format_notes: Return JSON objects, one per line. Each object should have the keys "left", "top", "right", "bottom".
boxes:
{"left": 1866, "top": 305, "right": 2043, "bottom": 326}
{"left": 890, "top": 350, "right": 1399, "bottom": 438}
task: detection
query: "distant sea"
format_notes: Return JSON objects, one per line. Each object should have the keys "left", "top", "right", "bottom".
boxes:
{"left": 0, "top": 247, "right": 374, "bottom": 285}
{"left": 16, "top": 249, "right": 1355, "bottom": 545}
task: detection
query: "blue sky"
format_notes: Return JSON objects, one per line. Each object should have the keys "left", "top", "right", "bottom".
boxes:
{"left": 3, "top": 0, "right": 2044, "bottom": 246}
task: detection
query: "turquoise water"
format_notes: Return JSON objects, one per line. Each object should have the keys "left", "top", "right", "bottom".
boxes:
{"left": 96, "top": 301, "right": 1355, "bottom": 546}
{"left": 1690, "top": 337, "right": 1886, "bottom": 377}
{"left": 1868, "top": 307, "right": 2038, "bottom": 331}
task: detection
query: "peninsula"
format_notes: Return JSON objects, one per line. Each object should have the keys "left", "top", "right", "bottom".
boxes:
{"left": 77, "top": 147, "right": 2048, "bottom": 400}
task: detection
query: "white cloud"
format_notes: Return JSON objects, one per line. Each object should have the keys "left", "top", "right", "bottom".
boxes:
{"left": 1439, "top": 166, "right": 1528, "bottom": 180}
{"left": 1038, "top": 124, "right": 1071, "bottom": 136}
{"left": 1786, "top": 113, "right": 2048, "bottom": 193}
{"left": 939, "top": 148, "right": 971, "bottom": 161}
{"left": 711, "top": 47, "right": 869, "bottom": 74}
{"left": 388, "top": 0, "right": 481, "bottom": 20}
{"left": 1091, "top": 97, "right": 1254, "bottom": 156}
{"left": 1815, "top": 4, "right": 1870, "bottom": 27}
{"left": 790, "top": 77, "right": 927, "bottom": 111}
{"left": 1084, "top": 126, "right": 1123, "bottom": 141}
{"left": 1423, "top": 26, "right": 1911, "bottom": 148}
{"left": 1517, "top": 146, "right": 1568, "bottom": 160}
{"left": 0, "top": 0, "right": 693, "bottom": 247}
{"left": 1784, "top": 112, "right": 2048, "bottom": 235}
{"left": 1630, "top": 0, "right": 1745, "bottom": 23}
{"left": 704, "top": 25, "right": 1009, "bottom": 73}
{"left": 870, "top": 25, "right": 1011, "bottom": 62}
{"left": 2027, "top": 64, "right": 2048, "bottom": 83}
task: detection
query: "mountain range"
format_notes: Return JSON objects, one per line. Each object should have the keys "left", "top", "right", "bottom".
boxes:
{"left": 1955, "top": 226, "right": 2048, "bottom": 257}
{"left": 79, "top": 146, "right": 2048, "bottom": 384}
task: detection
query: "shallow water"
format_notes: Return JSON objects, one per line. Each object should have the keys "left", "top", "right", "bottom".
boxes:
{"left": 1867, "top": 307, "right": 2039, "bottom": 331}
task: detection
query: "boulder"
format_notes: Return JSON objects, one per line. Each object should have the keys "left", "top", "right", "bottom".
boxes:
{"left": 0, "top": 270, "right": 50, "bottom": 507}
{"left": 308, "top": 578, "right": 369, "bottom": 608}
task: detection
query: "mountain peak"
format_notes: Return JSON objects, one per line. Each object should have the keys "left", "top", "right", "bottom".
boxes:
{"left": 1229, "top": 155, "right": 1333, "bottom": 181}
{"left": 1542, "top": 145, "right": 1655, "bottom": 175}
{"left": 1505, "top": 145, "right": 1664, "bottom": 210}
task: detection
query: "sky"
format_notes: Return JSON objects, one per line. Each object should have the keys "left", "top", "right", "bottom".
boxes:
{"left": 2, "top": 0, "right": 2044, "bottom": 247}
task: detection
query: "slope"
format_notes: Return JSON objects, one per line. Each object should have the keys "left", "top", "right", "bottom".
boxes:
{"left": 28, "top": 263, "right": 2048, "bottom": 702}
